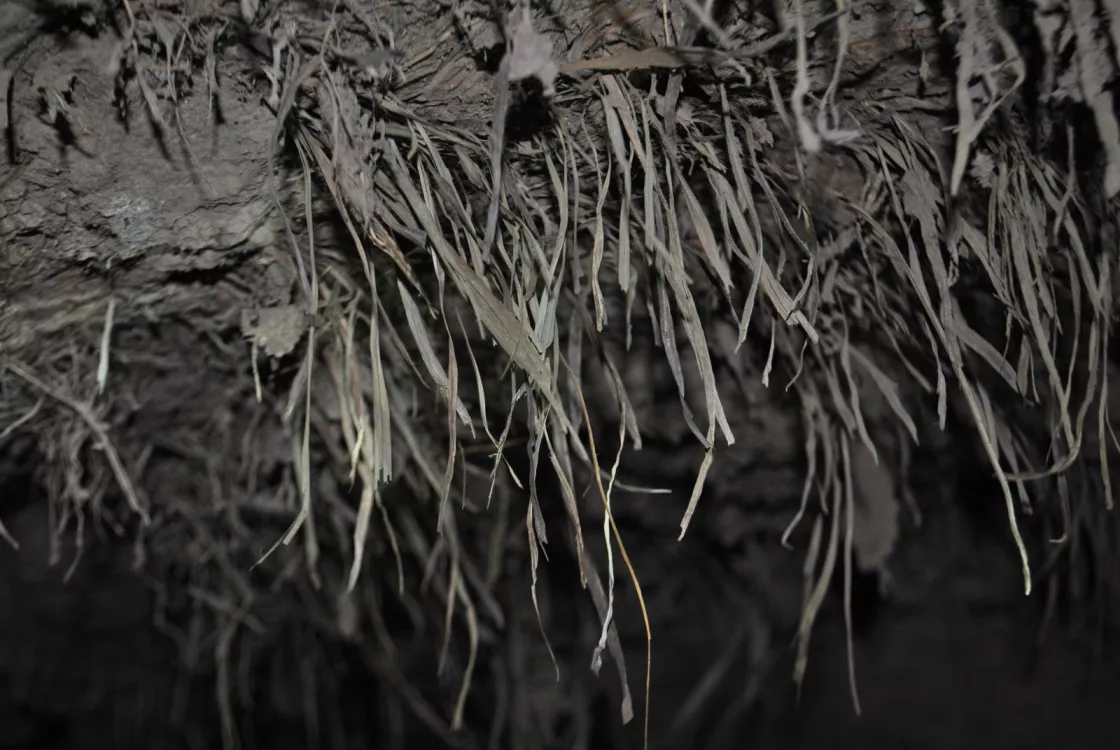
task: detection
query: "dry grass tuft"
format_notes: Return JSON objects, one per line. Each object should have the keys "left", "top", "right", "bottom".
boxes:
{"left": 2, "top": 0, "right": 1120, "bottom": 746}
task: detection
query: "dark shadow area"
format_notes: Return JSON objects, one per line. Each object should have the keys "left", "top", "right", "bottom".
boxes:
{"left": 2, "top": 433, "right": 1119, "bottom": 750}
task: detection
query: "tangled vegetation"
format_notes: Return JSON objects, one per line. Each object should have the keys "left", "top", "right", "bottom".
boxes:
{"left": 2, "top": 0, "right": 1119, "bottom": 747}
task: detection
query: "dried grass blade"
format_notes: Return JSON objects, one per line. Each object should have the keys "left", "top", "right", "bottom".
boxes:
{"left": 437, "top": 334, "right": 460, "bottom": 534}
{"left": 450, "top": 573, "right": 480, "bottom": 730}
{"left": 794, "top": 481, "right": 840, "bottom": 691}
{"left": 543, "top": 418, "right": 586, "bottom": 579}
{"left": 386, "top": 141, "right": 558, "bottom": 408}
{"left": 677, "top": 178, "right": 732, "bottom": 292}
{"left": 582, "top": 552, "right": 634, "bottom": 723}
{"left": 848, "top": 347, "right": 919, "bottom": 444}
{"left": 1008, "top": 212, "right": 1076, "bottom": 459}
{"left": 659, "top": 184, "right": 734, "bottom": 446}
{"left": 526, "top": 498, "right": 561, "bottom": 680}
{"left": 601, "top": 84, "right": 633, "bottom": 292}
{"left": 857, "top": 201, "right": 1032, "bottom": 594}
{"left": 656, "top": 277, "right": 705, "bottom": 444}
{"left": 369, "top": 303, "right": 393, "bottom": 485}
{"left": 564, "top": 358, "right": 651, "bottom": 750}
{"left": 783, "top": 396, "right": 821, "bottom": 547}
{"left": 591, "top": 145, "right": 612, "bottom": 330}
{"left": 347, "top": 485, "right": 375, "bottom": 592}
{"left": 398, "top": 280, "right": 473, "bottom": 429}
{"left": 592, "top": 416, "right": 628, "bottom": 673}
{"left": 677, "top": 448, "right": 714, "bottom": 539}
{"left": 840, "top": 434, "right": 862, "bottom": 715}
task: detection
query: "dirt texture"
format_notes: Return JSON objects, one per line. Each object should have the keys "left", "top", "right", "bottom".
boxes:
{"left": 2, "top": 0, "right": 1120, "bottom": 749}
